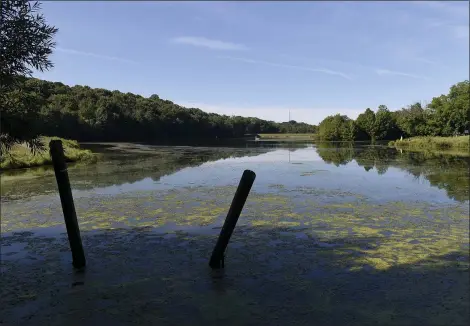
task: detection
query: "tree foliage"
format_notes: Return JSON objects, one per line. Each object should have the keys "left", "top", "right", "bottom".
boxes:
{"left": 356, "top": 108, "right": 377, "bottom": 141}
{"left": 1, "top": 0, "right": 58, "bottom": 153}
{"left": 395, "top": 102, "right": 428, "bottom": 137}
{"left": 318, "top": 114, "right": 354, "bottom": 141}
{"left": 278, "top": 120, "right": 316, "bottom": 133}
{"left": 427, "top": 81, "right": 469, "bottom": 136}
{"left": 1, "top": 2, "right": 467, "bottom": 149}
{"left": 2, "top": 78, "right": 316, "bottom": 143}
{"left": 318, "top": 80, "right": 469, "bottom": 141}
{"left": 0, "top": 0, "right": 316, "bottom": 149}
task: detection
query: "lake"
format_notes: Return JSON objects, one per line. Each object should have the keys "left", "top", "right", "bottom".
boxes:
{"left": 1, "top": 142, "right": 469, "bottom": 325}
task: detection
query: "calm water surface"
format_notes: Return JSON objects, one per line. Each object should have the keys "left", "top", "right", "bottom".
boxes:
{"left": 2, "top": 141, "right": 468, "bottom": 204}
{"left": 1, "top": 142, "right": 468, "bottom": 325}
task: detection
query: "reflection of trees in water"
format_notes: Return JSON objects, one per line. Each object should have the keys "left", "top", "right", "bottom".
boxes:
{"left": 88, "top": 148, "right": 268, "bottom": 186}
{"left": 1, "top": 147, "right": 272, "bottom": 200}
{"left": 396, "top": 153, "right": 469, "bottom": 202}
{"left": 247, "top": 142, "right": 311, "bottom": 152}
{"left": 315, "top": 142, "right": 395, "bottom": 173}
{"left": 314, "top": 142, "right": 355, "bottom": 167}
{"left": 4, "top": 143, "right": 468, "bottom": 203}
{"left": 316, "top": 143, "right": 469, "bottom": 202}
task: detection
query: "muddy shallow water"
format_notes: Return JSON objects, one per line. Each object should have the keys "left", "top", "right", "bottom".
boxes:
{"left": 1, "top": 142, "right": 469, "bottom": 325}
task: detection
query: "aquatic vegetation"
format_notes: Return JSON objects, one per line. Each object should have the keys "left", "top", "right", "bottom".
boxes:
{"left": 1, "top": 144, "right": 469, "bottom": 325}
{"left": 3, "top": 185, "right": 468, "bottom": 273}
{"left": 1, "top": 219, "right": 468, "bottom": 325}
{"left": 300, "top": 170, "right": 329, "bottom": 176}
{"left": 0, "top": 136, "right": 97, "bottom": 170}
{"left": 389, "top": 136, "right": 469, "bottom": 152}
{"left": 258, "top": 133, "right": 316, "bottom": 141}
{"left": 268, "top": 183, "right": 285, "bottom": 189}
{"left": 0, "top": 144, "right": 273, "bottom": 201}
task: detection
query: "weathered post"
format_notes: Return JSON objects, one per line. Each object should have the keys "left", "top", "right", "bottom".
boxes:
{"left": 49, "top": 140, "right": 86, "bottom": 269}
{"left": 209, "top": 169, "right": 256, "bottom": 269}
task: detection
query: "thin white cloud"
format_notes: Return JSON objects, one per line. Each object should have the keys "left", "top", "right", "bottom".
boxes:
{"left": 171, "top": 37, "right": 248, "bottom": 51}
{"left": 375, "top": 69, "right": 429, "bottom": 80}
{"left": 412, "top": 56, "right": 450, "bottom": 69}
{"left": 377, "top": 38, "right": 446, "bottom": 69}
{"left": 413, "top": 57, "right": 437, "bottom": 65}
{"left": 280, "top": 52, "right": 444, "bottom": 72}
{"left": 219, "top": 56, "right": 353, "bottom": 80}
{"left": 177, "top": 101, "right": 363, "bottom": 125}
{"left": 279, "top": 53, "right": 376, "bottom": 71}
{"left": 55, "top": 47, "right": 138, "bottom": 64}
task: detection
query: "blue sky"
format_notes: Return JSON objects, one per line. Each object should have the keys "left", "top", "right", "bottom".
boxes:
{"left": 34, "top": 1, "right": 469, "bottom": 124}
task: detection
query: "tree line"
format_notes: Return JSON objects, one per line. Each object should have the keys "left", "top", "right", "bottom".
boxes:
{"left": 3, "top": 77, "right": 316, "bottom": 144}
{"left": 317, "top": 80, "right": 469, "bottom": 141}
{"left": 1, "top": 1, "right": 467, "bottom": 151}
{"left": 1, "top": 1, "right": 315, "bottom": 152}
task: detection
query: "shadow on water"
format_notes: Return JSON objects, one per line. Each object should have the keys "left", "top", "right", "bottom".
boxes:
{"left": 1, "top": 224, "right": 468, "bottom": 326}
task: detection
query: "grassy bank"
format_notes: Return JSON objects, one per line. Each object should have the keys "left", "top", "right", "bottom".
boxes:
{"left": 258, "top": 133, "right": 316, "bottom": 141}
{"left": 0, "top": 137, "right": 97, "bottom": 170}
{"left": 389, "top": 136, "right": 469, "bottom": 152}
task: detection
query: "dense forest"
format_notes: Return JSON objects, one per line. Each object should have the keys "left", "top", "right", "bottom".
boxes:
{"left": 0, "top": 1, "right": 315, "bottom": 152}
{"left": 2, "top": 77, "right": 316, "bottom": 144}
{"left": 317, "top": 80, "right": 470, "bottom": 142}
{"left": 4, "top": 76, "right": 467, "bottom": 145}
{"left": 1, "top": 1, "right": 468, "bottom": 150}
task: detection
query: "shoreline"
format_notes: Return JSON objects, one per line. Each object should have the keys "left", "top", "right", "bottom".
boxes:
{"left": 257, "top": 133, "right": 316, "bottom": 141}
{"left": 3, "top": 135, "right": 468, "bottom": 171}
{"left": 0, "top": 137, "right": 97, "bottom": 171}
{"left": 388, "top": 136, "right": 469, "bottom": 152}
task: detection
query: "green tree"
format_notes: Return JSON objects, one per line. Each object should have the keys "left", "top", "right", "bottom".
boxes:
{"left": 318, "top": 114, "right": 353, "bottom": 141}
{"left": 0, "top": 0, "right": 58, "bottom": 153}
{"left": 447, "top": 81, "right": 470, "bottom": 135}
{"left": 356, "top": 108, "right": 377, "bottom": 141}
{"left": 375, "top": 105, "right": 393, "bottom": 140}
{"left": 340, "top": 119, "right": 357, "bottom": 141}
{"left": 396, "top": 102, "right": 428, "bottom": 137}
{"left": 427, "top": 81, "right": 469, "bottom": 136}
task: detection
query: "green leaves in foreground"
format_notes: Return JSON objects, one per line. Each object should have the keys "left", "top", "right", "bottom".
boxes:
{"left": 1, "top": 1, "right": 58, "bottom": 153}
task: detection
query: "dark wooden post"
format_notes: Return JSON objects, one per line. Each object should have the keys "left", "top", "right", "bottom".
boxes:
{"left": 49, "top": 140, "right": 86, "bottom": 269}
{"left": 209, "top": 169, "right": 256, "bottom": 269}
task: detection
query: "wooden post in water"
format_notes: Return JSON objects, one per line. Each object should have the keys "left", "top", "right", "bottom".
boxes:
{"left": 209, "top": 169, "right": 256, "bottom": 269}
{"left": 49, "top": 140, "right": 86, "bottom": 269}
